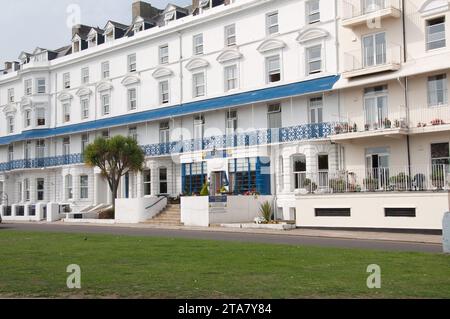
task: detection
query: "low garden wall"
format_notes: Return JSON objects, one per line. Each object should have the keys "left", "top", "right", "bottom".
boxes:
{"left": 115, "top": 196, "right": 167, "bottom": 224}
{"left": 181, "top": 195, "right": 274, "bottom": 227}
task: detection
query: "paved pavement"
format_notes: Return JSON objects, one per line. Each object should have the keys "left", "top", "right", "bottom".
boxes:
{"left": 0, "top": 222, "right": 443, "bottom": 253}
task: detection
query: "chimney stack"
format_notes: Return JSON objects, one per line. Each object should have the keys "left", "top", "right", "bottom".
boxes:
{"left": 132, "top": 1, "right": 160, "bottom": 20}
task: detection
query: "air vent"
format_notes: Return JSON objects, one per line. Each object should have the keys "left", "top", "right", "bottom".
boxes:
{"left": 315, "top": 208, "right": 351, "bottom": 217}
{"left": 385, "top": 208, "right": 416, "bottom": 217}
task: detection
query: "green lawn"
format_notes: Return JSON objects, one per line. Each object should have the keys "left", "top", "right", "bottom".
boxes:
{"left": 0, "top": 230, "right": 449, "bottom": 298}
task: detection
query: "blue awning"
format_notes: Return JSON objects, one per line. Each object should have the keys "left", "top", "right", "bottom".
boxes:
{"left": 0, "top": 75, "right": 339, "bottom": 146}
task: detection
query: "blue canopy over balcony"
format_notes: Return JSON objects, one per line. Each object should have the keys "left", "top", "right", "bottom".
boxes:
{"left": 0, "top": 75, "right": 339, "bottom": 146}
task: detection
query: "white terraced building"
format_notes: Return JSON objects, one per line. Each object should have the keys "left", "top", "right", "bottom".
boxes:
{"left": 0, "top": 0, "right": 449, "bottom": 230}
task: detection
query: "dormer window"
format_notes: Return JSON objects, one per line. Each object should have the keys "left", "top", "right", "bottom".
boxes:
{"left": 88, "top": 34, "right": 97, "bottom": 48}
{"left": 165, "top": 11, "right": 176, "bottom": 24}
{"left": 200, "top": 0, "right": 211, "bottom": 9}
{"left": 34, "top": 52, "right": 47, "bottom": 62}
{"left": 105, "top": 28, "right": 114, "bottom": 42}
{"left": 73, "top": 39, "right": 81, "bottom": 53}
{"left": 133, "top": 23, "right": 144, "bottom": 34}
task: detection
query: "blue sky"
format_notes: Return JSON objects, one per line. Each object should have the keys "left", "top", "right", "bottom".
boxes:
{"left": 0, "top": 0, "right": 191, "bottom": 63}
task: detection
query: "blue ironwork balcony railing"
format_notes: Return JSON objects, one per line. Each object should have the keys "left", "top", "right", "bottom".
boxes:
{"left": 0, "top": 122, "right": 336, "bottom": 172}
{"left": 0, "top": 154, "right": 83, "bottom": 172}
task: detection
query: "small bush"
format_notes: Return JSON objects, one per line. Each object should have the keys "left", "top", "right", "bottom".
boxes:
{"left": 259, "top": 201, "right": 273, "bottom": 222}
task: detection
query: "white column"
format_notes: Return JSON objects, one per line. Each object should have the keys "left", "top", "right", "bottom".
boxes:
{"left": 93, "top": 173, "right": 100, "bottom": 205}
{"left": 136, "top": 171, "right": 143, "bottom": 198}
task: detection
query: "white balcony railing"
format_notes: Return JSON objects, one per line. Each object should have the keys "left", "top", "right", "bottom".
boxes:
{"left": 342, "top": 0, "right": 401, "bottom": 21}
{"left": 409, "top": 104, "right": 450, "bottom": 129}
{"left": 294, "top": 164, "right": 450, "bottom": 194}
{"left": 332, "top": 108, "right": 408, "bottom": 135}
{"left": 343, "top": 44, "right": 402, "bottom": 75}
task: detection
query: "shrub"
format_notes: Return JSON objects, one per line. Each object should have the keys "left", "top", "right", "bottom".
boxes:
{"left": 200, "top": 183, "right": 210, "bottom": 196}
{"left": 259, "top": 201, "right": 273, "bottom": 223}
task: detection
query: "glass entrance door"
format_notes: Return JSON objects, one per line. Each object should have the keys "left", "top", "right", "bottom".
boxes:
{"left": 366, "top": 152, "right": 389, "bottom": 190}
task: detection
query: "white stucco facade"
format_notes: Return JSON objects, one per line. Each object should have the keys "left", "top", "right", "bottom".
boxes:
{"left": 0, "top": 0, "right": 449, "bottom": 230}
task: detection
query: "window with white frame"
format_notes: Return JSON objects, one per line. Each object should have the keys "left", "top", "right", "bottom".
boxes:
{"left": 8, "top": 144, "right": 14, "bottom": 162}
{"left": 24, "top": 110, "right": 32, "bottom": 127}
{"left": 63, "top": 102, "right": 71, "bottom": 122}
{"left": 193, "top": 34, "right": 204, "bottom": 55}
{"left": 101, "top": 61, "right": 110, "bottom": 79}
{"left": 225, "top": 24, "right": 236, "bottom": 46}
{"left": 226, "top": 110, "right": 237, "bottom": 135}
{"left": 267, "top": 103, "right": 282, "bottom": 129}
{"left": 7, "top": 88, "right": 14, "bottom": 103}
{"left": 80, "top": 175, "right": 89, "bottom": 199}
{"left": 63, "top": 137, "right": 71, "bottom": 156}
{"left": 24, "top": 178, "right": 30, "bottom": 202}
{"left": 102, "top": 94, "right": 110, "bottom": 115}
{"left": 309, "top": 96, "right": 323, "bottom": 124}
{"left": 128, "top": 88, "right": 137, "bottom": 110}
{"left": 428, "top": 74, "right": 448, "bottom": 106}
{"left": 128, "top": 54, "right": 137, "bottom": 72}
{"left": 159, "top": 121, "right": 170, "bottom": 144}
{"left": 65, "top": 175, "right": 73, "bottom": 200}
{"left": 159, "top": 44, "right": 169, "bottom": 64}
{"left": 266, "top": 55, "right": 281, "bottom": 83}
{"left": 36, "top": 107, "right": 46, "bottom": 126}
{"left": 194, "top": 115, "right": 205, "bottom": 141}
{"left": 193, "top": 72, "right": 206, "bottom": 97}
{"left": 36, "top": 78, "right": 46, "bottom": 94}
{"left": 81, "top": 97, "right": 89, "bottom": 119}
{"left": 143, "top": 169, "right": 151, "bottom": 196}
{"left": 81, "top": 133, "right": 89, "bottom": 153}
{"left": 426, "top": 17, "right": 446, "bottom": 50}
{"left": 224, "top": 64, "right": 238, "bottom": 91}
{"left": 24, "top": 141, "right": 31, "bottom": 160}
{"left": 7, "top": 116, "right": 14, "bottom": 133}
{"left": 128, "top": 126, "right": 138, "bottom": 141}
{"left": 306, "top": 45, "right": 322, "bottom": 75}
{"left": 17, "top": 182, "right": 22, "bottom": 203}
{"left": 36, "top": 139, "right": 45, "bottom": 158}
{"left": 36, "top": 178, "right": 45, "bottom": 201}
{"left": 105, "top": 28, "right": 114, "bottom": 42}
{"left": 306, "top": 0, "right": 320, "bottom": 24}
{"left": 24, "top": 79, "right": 32, "bottom": 95}
{"left": 266, "top": 11, "right": 279, "bottom": 35}
{"left": 63, "top": 73, "right": 71, "bottom": 89}
{"left": 81, "top": 67, "right": 89, "bottom": 84}
{"left": 160, "top": 80, "right": 169, "bottom": 104}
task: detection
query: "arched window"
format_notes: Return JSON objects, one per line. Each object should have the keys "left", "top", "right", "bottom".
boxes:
{"left": 292, "top": 155, "right": 307, "bottom": 189}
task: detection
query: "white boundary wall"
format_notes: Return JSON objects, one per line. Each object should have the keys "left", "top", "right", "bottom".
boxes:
{"left": 115, "top": 197, "right": 167, "bottom": 224}
{"left": 181, "top": 195, "right": 274, "bottom": 227}
{"left": 296, "top": 192, "right": 450, "bottom": 230}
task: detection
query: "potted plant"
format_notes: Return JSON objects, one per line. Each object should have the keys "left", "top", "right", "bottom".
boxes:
{"left": 364, "top": 177, "right": 378, "bottom": 192}
{"left": 365, "top": 124, "right": 370, "bottom": 131}
{"left": 389, "top": 173, "right": 410, "bottom": 191}
{"left": 329, "top": 178, "right": 346, "bottom": 193}
{"left": 302, "top": 178, "right": 317, "bottom": 193}
{"left": 431, "top": 118, "right": 444, "bottom": 126}
{"left": 384, "top": 118, "right": 392, "bottom": 129}
{"left": 352, "top": 123, "right": 358, "bottom": 132}
{"left": 334, "top": 124, "right": 342, "bottom": 134}
{"left": 431, "top": 170, "right": 445, "bottom": 189}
